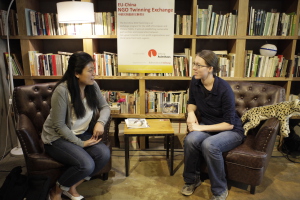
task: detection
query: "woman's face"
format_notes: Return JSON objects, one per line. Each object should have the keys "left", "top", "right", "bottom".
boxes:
{"left": 193, "top": 56, "right": 213, "bottom": 79}
{"left": 75, "top": 61, "right": 95, "bottom": 86}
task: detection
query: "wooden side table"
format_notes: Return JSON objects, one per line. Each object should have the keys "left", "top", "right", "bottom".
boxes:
{"left": 124, "top": 119, "right": 175, "bottom": 176}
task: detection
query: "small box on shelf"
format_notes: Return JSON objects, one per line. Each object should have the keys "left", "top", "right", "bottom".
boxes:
{"left": 110, "top": 102, "right": 121, "bottom": 114}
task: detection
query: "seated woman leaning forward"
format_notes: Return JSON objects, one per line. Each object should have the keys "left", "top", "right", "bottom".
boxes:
{"left": 42, "top": 51, "right": 111, "bottom": 200}
{"left": 181, "top": 50, "right": 244, "bottom": 200}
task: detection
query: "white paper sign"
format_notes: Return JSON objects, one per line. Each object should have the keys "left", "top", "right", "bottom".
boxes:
{"left": 117, "top": 0, "right": 174, "bottom": 73}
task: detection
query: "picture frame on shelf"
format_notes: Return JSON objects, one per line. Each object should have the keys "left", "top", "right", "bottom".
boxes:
{"left": 162, "top": 102, "right": 180, "bottom": 114}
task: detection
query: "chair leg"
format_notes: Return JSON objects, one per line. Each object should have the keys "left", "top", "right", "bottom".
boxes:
{"left": 250, "top": 185, "right": 256, "bottom": 194}
{"left": 101, "top": 173, "right": 109, "bottom": 181}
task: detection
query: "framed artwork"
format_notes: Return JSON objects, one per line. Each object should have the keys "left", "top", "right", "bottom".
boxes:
{"left": 162, "top": 102, "right": 179, "bottom": 114}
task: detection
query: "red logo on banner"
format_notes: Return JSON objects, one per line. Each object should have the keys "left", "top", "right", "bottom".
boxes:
{"left": 148, "top": 49, "right": 157, "bottom": 57}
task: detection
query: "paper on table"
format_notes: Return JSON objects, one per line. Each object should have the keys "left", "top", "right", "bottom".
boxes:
{"left": 125, "top": 118, "right": 150, "bottom": 129}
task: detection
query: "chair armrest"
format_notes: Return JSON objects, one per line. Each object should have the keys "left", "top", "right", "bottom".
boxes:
{"left": 253, "top": 118, "right": 280, "bottom": 152}
{"left": 27, "top": 153, "right": 65, "bottom": 171}
{"left": 102, "top": 116, "right": 112, "bottom": 144}
{"left": 16, "top": 114, "right": 44, "bottom": 155}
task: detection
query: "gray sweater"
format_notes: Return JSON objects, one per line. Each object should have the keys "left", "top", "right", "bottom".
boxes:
{"left": 41, "top": 82, "right": 111, "bottom": 147}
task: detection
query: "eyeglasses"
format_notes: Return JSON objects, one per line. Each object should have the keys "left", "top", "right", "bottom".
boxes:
{"left": 192, "top": 62, "right": 210, "bottom": 69}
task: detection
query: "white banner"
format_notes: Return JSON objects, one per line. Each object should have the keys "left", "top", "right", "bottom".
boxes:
{"left": 117, "top": 0, "right": 174, "bottom": 73}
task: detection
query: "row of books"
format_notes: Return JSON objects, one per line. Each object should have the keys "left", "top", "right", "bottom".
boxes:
{"left": 0, "top": 9, "right": 18, "bottom": 36}
{"left": 93, "top": 12, "right": 116, "bottom": 35}
{"left": 293, "top": 54, "right": 300, "bottom": 77}
{"left": 25, "top": 8, "right": 117, "bottom": 36}
{"left": 3, "top": 52, "right": 23, "bottom": 76}
{"left": 145, "top": 90, "right": 188, "bottom": 114}
{"left": 28, "top": 51, "right": 71, "bottom": 76}
{"left": 244, "top": 51, "right": 292, "bottom": 77}
{"left": 94, "top": 52, "right": 118, "bottom": 76}
{"left": 248, "top": 8, "right": 297, "bottom": 36}
{"left": 214, "top": 51, "right": 236, "bottom": 78}
{"left": 175, "top": 15, "right": 192, "bottom": 35}
{"left": 146, "top": 48, "right": 193, "bottom": 77}
{"left": 102, "top": 90, "right": 139, "bottom": 114}
{"left": 196, "top": 5, "right": 238, "bottom": 36}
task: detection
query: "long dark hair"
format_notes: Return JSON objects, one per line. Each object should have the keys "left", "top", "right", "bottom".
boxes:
{"left": 55, "top": 51, "right": 100, "bottom": 119}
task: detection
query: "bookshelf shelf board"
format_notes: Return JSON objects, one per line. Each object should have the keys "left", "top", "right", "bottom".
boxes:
{"left": 174, "top": 35, "right": 196, "bottom": 39}
{"left": 14, "top": 76, "right": 62, "bottom": 79}
{"left": 95, "top": 76, "right": 140, "bottom": 80}
{"left": 111, "top": 114, "right": 143, "bottom": 118}
{"left": 195, "top": 35, "right": 238, "bottom": 39}
{"left": 291, "top": 77, "right": 300, "bottom": 81}
{"left": 223, "top": 77, "right": 292, "bottom": 81}
{"left": 145, "top": 113, "right": 185, "bottom": 119}
{"left": 112, "top": 113, "right": 185, "bottom": 119}
{"left": 244, "top": 36, "right": 297, "bottom": 40}
{"left": 142, "top": 76, "right": 191, "bottom": 80}
{"left": 10, "top": 35, "right": 117, "bottom": 40}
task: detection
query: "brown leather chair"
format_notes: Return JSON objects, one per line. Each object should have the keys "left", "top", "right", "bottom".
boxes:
{"left": 13, "top": 82, "right": 112, "bottom": 187}
{"left": 188, "top": 81, "right": 285, "bottom": 194}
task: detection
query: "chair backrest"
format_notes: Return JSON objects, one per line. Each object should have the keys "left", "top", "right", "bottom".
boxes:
{"left": 227, "top": 81, "right": 286, "bottom": 117}
{"left": 13, "top": 82, "right": 57, "bottom": 155}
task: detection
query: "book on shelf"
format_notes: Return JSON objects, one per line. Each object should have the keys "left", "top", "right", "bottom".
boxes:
{"left": 248, "top": 8, "right": 296, "bottom": 36}
{"left": 244, "top": 51, "right": 292, "bottom": 78}
{"left": 0, "top": 9, "right": 18, "bottom": 36}
{"left": 125, "top": 118, "right": 149, "bottom": 129}
{"left": 93, "top": 51, "right": 118, "bottom": 76}
{"left": 175, "top": 14, "right": 192, "bottom": 35}
{"left": 212, "top": 51, "right": 235, "bottom": 77}
{"left": 145, "top": 90, "right": 187, "bottom": 114}
{"left": 3, "top": 52, "right": 23, "bottom": 76}
{"left": 24, "top": 9, "right": 116, "bottom": 36}
{"left": 101, "top": 90, "right": 139, "bottom": 114}
{"left": 28, "top": 51, "right": 72, "bottom": 76}
{"left": 196, "top": 5, "right": 237, "bottom": 36}
{"left": 146, "top": 48, "right": 191, "bottom": 77}
{"left": 293, "top": 54, "right": 300, "bottom": 77}
{"left": 289, "top": 94, "right": 300, "bottom": 101}
{"left": 162, "top": 102, "right": 180, "bottom": 114}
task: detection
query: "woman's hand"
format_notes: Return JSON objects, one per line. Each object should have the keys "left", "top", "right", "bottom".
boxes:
{"left": 188, "top": 123, "right": 203, "bottom": 132}
{"left": 83, "top": 137, "right": 102, "bottom": 147}
{"left": 93, "top": 122, "right": 104, "bottom": 139}
{"left": 187, "top": 112, "right": 198, "bottom": 125}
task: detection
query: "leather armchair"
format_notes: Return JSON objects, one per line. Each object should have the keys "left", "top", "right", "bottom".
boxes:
{"left": 188, "top": 81, "right": 285, "bottom": 194}
{"left": 13, "top": 82, "right": 112, "bottom": 187}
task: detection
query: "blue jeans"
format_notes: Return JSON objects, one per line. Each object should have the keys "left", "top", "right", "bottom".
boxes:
{"left": 44, "top": 132, "right": 110, "bottom": 191}
{"left": 183, "top": 130, "right": 244, "bottom": 196}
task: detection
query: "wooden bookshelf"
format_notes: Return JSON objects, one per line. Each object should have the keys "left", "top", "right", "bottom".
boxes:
{"left": 2, "top": 0, "right": 300, "bottom": 119}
